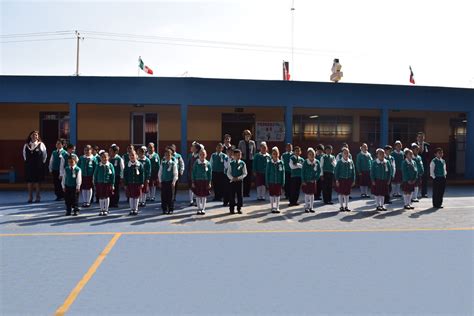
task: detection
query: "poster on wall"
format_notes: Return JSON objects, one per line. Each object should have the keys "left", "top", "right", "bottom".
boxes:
{"left": 255, "top": 122, "right": 285, "bottom": 142}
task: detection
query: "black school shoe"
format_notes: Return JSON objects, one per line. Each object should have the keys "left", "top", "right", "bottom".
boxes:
{"left": 344, "top": 207, "right": 351, "bottom": 212}
{"left": 65, "top": 210, "right": 71, "bottom": 216}
{"left": 309, "top": 209, "right": 315, "bottom": 213}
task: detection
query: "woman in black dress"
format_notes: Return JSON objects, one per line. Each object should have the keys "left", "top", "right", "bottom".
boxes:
{"left": 23, "top": 130, "right": 47, "bottom": 203}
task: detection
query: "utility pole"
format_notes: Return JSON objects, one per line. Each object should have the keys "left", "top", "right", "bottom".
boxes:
{"left": 75, "top": 30, "right": 83, "bottom": 76}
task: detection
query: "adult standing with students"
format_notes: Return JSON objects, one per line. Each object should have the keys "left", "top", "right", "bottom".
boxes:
{"left": 238, "top": 129, "right": 256, "bottom": 197}
{"left": 23, "top": 130, "right": 47, "bottom": 203}
{"left": 416, "top": 132, "right": 430, "bottom": 198}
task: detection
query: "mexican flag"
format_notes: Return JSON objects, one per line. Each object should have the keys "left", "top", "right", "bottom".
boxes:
{"left": 409, "top": 66, "right": 415, "bottom": 84}
{"left": 138, "top": 57, "right": 153, "bottom": 75}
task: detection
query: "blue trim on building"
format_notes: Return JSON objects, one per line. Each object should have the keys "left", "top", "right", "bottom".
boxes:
{"left": 1, "top": 76, "right": 473, "bottom": 178}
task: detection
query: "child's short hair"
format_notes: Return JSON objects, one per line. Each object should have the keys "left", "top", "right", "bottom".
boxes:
{"left": 376, "top": 148, "right": 385, "bottom": 155}
{"left": 411, "top": 143, "right": 419, "bottom": 149}
{"left": 148, "top": 142, "right": 155, "bottom": 148}
{"left": 325, "top": 145, "right": 333, "bottom": 150}
{"left": 56, "top": 138, "right": 65, "bottom": 146}
{"left": 66, "top": 143, "right": 75, "bottom": 150}
{"left": 224, "top": 134, "right": 231, "bottom": 139}
{"left": 316, "top": 144, "right": 325, "bottom": 151}
{"left": 84, "top": 144, "right": 92, "bottom": 151}
{"left": 233, "top": 149, "right": 242, "bottom": 154}
{"left": 67, "top": 156, "right": 78, "bottom": 163}
{"left": 227, "top": 145, "right": 236, "bottom": 152}
{"left": 434, "top": 147, "right": 443, "bottom": 154}
{"left": 137, "top": 146, "right": 146, "bottom": 154}
{"left": 384, "top": 145, "right": 393, "bottom": 150}
{"left": 164, "top": 148, "right": 172, "bottom": 155}
{"left": 271, "top": 146, "right": 280, "bottom": 155}
{"left": 294, "top": 146, "right": 301, "bottom": 151}
{"left": 100, "top": 150, "right": 108, "bottom": 157}
{"left": 92, "top": 145, "right": 99, "bottom": 151}
{"left": 260, "top": 141, "right": 268, "bottom": 148}
{"left": 307, "top": 147, "right": 315, "bottom": 155}
{"left": 217, "top": 143, "right": 223, "bottom": 147}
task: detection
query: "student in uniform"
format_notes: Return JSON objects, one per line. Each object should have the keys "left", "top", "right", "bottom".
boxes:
{"left": 391, "top": 141, "right": 404, "bottom": 197}
{"left": 59, "top": 144, "right": 78, "bottom": 179}
{"left": 320, "top": 145, "right": 336, "bottom": 204}
{"left": 109, "top": 144, "right": 124, "bottom": 208}
{"left": 253, "top": 141, "right": 271, "bottom": 201}
{"left": 78, "top": 145, "right": 97, "bottom": 207}
{"left": 226, "top": 149, "right": 248, "bottom": 214}
{"left": 192, "top": 149, "right": 212, "bottom": 215}
{"left": 411, "top": 143, "right": 424, "bottom": 202}
{"left": 91, "top": 145, "right": 102, "bottom": 204}
{"left": 210, "top": 143, "right": 226, "bottom": 202}
{"left": 281, "top": 143, "right": 293, "bottom": 200}
{"left": 169, "top": 144, "right": 185, "bottom": 202}
{"left": 49, "top": 139, "right": 67, "bottom": 201}
{"left": 401, "top": 148, "right": 418, "bottom": 210}
{"left": 94, "top": 151, "right": 115, "bottom": 216}
{"left": 416, "top": 132, "right": 430, "bottom": 198}
{"left": 222, "top": 145, "right": 235, "bottom": 207}
{"left": 187, "top": 142, "right": 201, "bottom": 206}
{"left": 314, "top": 144, "right": 325, "bottom": 201}
{"left": 336, "top": 143, "right": 352, "bottom": 161}
{"left": 288, "top": 146, "right": 304, "bottom": 206}
{"left": 123, "top": 150, "right": 144, "bottom": 215}
{"left": 334, "top": 147, "right": 356, "bottom": 212}
{"left": 147, "top": 142, "right": 161, "bottom": 202}
{"left": 384, "top": 145, "right": 396, "bottom": 204}
{"left": 371, "top": 148, "right": 393, "bottom": 211}
{"left": 265, "top": 146, "right": 285, "bottom": 213}
{"left": 61, "top": 156, "right": 82, "bottom": 216}
{"left": 137, "top": 146, "right": 151, "bottom": 207}
{"left": 223, "top": 134, "right": 233, "bottom": 152}
{"left": 356, "top": 143, "right": 373, "bottom": 198}
{"left": 158, "top": 148, "right": 178, "bottom": 214}
{"left": 302, "top": 147, "right": 321, "bottom": 213}
{"left": 430, "top": 148, "right": 447, "bottom": 208}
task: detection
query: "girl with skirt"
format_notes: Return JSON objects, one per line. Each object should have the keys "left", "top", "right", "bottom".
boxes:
{"left": 147, "top": 142, "right": 160, "bottom": 202}
{"left": 191, "top": 149, "right": 212, "bottom": 215}
{"left": 137, "top": 146, "right": 151, "bottom": 207}
{"left": 23, "top": 131, "right": 47, "bottom": 203}
{"left": 356, "top": 143, "right": 373, "bottom": 198}
{"left": 411, "top": 143, "right": 424, "bottom": 202}
{"left": 187, "top": 142, "right": 201, "bottom": 206}
{"left": 78, "top": 145, "right": 97, "bottom": 207}
{"left": 123, "top": 150, "right": 145, "bottom": 215}
{"left": 371, "top": 148, "right": 393, "bottom": 211}
{"left": 253, "top": 141, "right": 271, "bottom": 201}
{"left": 94, "top": 151, "right": 115, "bottom": 216}
{"left": 265, "top": 147, "right": 285, "bottom": 213}
{"left": 391, "top": 141, "right": 404, "bottom": 197}
{"left": 302, "top": 148, "right": 321, "bottom": 213}
{"left": 401, "top": 149, "right": 418, "bottom": 210}
{"left": 334, "top": 148, "right": 356, "bottom": 212}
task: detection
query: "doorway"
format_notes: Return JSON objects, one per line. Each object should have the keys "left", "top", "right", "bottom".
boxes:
{"left": 221, "top": 113, "right": 255, "bottom": 144}
{"left": 449, "top": 119, "right": 466, "bottom": 175}
{"left": 40, "top": 112, "right": 70, "bottom": 152}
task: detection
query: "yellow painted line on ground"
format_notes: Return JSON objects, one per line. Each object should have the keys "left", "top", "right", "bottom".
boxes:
{"left": 0, "top": 227, "right": 473, "bottom": 238}
{"left": 54, "top": 233, "right": 122, "bottom": 316}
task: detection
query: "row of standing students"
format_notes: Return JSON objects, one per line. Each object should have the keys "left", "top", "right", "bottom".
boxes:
{"left": 51, "top": 139, "right": 447, "bottom": 217}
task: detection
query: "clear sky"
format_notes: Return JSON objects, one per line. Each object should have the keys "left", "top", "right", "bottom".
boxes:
{"left": 1, "top": 0, "right": 473, "bottom": 88}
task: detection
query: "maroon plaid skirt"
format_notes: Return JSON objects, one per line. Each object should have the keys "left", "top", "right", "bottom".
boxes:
{"left": 401, "top": 181, "right": 415, "bottom": 193}
{"left": 268, "top": 184, "right": 282, "bottom": 196}
{"left": 81, "top": 176, "right": 93, "bottom": 190}
{"left": 358, "top": 171, "right": 371, "bottom": 186}
{"left": 371, "top": 179, "right": 389, "bottom": 196}
{"left": 126, "top": 183, "right": 142, "bottom": 198}
{"left": 192, "top": 180, "right": 210, "bottom": 197}
{"left": 141, "top": 181, "right": 149, "bottom": 193}
{"left": 255, "top": 172, "right": 266, "bottom": 186}
{"left": 150, "top": 171, "right": 159, "bottom": 183}
{"left": 393, "top": 169, "right": 402, "bottom": 183}
{"left": 302, "top": 181, "right": 316, "bottom": 194}
{"left": 335, "top": 179, "right": 353, "bottom": 195}
{"left": 96, "top": 183, "right": 113, "bottom": 199}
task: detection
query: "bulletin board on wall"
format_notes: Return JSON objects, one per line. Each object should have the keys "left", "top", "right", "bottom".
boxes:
{"left": 255, "top": 121, "right": 285, "bottom": 142}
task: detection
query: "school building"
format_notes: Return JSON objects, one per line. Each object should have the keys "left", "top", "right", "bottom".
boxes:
{"left": 0, "top": 75, "right": 473, "bottom": 180}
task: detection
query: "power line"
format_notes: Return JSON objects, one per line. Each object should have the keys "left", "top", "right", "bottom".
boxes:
{"left": 0, "top": 31, "right": 74, "bottom": 38}
{"left": 0, "top": 37, "right": 75, "bottom": 44}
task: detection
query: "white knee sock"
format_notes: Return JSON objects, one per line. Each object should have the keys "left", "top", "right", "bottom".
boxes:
{"left": 270, "top": 196, "right": 274, "bottom": 209}
{"left": 104, "top": 198, "right": 110, "bottom": 212}
{"left": 275, "top": 196, "right": 280, "bottom": 210}
{"left": 304, "top": 194, "right": 310, "bottom": 209}
{"left": 309, "top": 194, "right": 314, "bottom": 210}
{"left": 414, "top": 186, "right": 419, "bottom": 199}
{"left": 129, "top": 198, "right": 134, "bottom": 210}
{"left": 408, "top": 192, "right": 413, "bottom": 205}
{"left": 395, "top": 184, "right": 401, "bottom": 195}
{"left": 189, "top": 189, "right": 194, "bottom": 203}
{"left": 150, "top": 186, "right": 156, "bottom": 199}
{"left": 338, "top": 195, "right": 344, "bottom": 207}
{"left": 361, "top": 186, "right": 367, "bottom": 195}
{"left": 261, "top": 186, "right": 266, "bottom": 199}
{"left": 134, "top": 198, "right": 139, "bottom": 211}
{"left": 87, "top": 189, "right": 92, "bottom": 203}
{"left": 344, "top": 195, "right": 349, "bottom": 208}
{"left": 375, "top": 196, "right": 382, "bottom": 207}
{"left": 202, "top": 197, "right": 207, "bottom": 211}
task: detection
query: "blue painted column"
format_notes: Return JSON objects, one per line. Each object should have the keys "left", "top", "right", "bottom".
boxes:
{"left": 380, "top": 108, "right": 389, "bottom": 148}
{"left": 180, "top": 104, "right": 188, "bottom": 162}
{"left": 284, "top": 105, "right": 293, "bottom": 144}
{"left": 465, "top": 111, "right": 474, "bottom": 179}
{"left": 69, "top": 102, "right": 77, "bottom": 145}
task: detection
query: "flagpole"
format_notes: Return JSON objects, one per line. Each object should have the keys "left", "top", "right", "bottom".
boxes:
{"left": 290, "top": 0, "right": 295, "bottom": 78}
